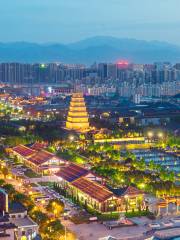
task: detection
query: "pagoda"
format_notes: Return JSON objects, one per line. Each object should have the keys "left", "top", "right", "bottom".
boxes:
{"left": 66, "top": 93, "right": 90, "bottom": 131}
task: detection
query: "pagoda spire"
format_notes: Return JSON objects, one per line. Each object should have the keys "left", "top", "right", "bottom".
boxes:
{"left": 66, "top": 93, "right": 90, "bottom": 131}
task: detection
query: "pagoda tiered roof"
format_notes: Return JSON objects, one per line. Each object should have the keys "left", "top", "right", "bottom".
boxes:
{"left": 66, "top": 92, "right": 90, "bottom": 131}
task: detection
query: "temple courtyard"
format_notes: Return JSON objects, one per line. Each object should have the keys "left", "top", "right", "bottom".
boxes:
{"left": 61, "top": 216, "right": 180, "bottom": 240}
{"left": 62, "top": 218, "right": 148, "bottom": 240}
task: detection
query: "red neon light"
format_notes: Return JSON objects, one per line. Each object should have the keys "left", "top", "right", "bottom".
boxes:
{"left": 117, "top": 60, "right": 129, "bottom": 65}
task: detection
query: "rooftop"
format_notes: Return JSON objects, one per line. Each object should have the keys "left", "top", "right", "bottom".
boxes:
{"left": 72, "top": 177, "right": 113, "bottom": 202}
{"left": 8, "top": 202, "right": 27, "bottom": 214}
{"left": 31, "top": 142, "right": 47, "bottom": 151}
{"left": 108, "top": 186, "right": 143, "bottom": 197}
{"left": 0, "top": 215, "right": 9, "bottom": 223}
{"left": 11, "top": 217, "right": 38, "bottom": 228}
{"left": 12, "top": 145, "right": 35, "bottom": 158}
{"left": 56, "top": 163, "right": 89, "bottom": 182}
{"left": 27, "top": 150, "right": 57, "bottom": 166}
{"left": 0, "top": 222, "right": 16, "bottom": 231}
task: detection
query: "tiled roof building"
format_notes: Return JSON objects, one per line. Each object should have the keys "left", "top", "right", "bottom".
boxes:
{"left": 30, "top": 142, "right": 47, "bottom": 151}
{"left": 109, "top": 186, "right": 143, "bottom": 197}
{"left": 12, "top": 145, "right": 35, "bottom": 158}
{"left": 72, "top": 177, "right": 113, "bottom": 202}
{"left": 56, "top": 163, "right": 89, "bottom": 182}
{"left": 10, "top": 144, "right": 66, "bottom": 175}
{"left": 28, "top": 150, "right": 56, "bottom": 166}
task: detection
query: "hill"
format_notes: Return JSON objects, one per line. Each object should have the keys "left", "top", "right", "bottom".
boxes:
{"left": 0, "top": 36, "right": 180, "bottom": 64}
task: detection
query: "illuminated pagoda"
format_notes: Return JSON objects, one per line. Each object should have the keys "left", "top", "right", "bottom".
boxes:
{"left": 66, "top": 93, "right": 90, "bottom": 132}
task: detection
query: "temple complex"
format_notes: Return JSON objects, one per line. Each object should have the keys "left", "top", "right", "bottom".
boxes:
{"left": 66, "top": 93, "right": 90, "bottom": 132}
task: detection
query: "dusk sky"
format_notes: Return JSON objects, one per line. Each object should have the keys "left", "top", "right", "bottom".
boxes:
{"left": 1, "top": 0, "right": 180, "bottom": 44}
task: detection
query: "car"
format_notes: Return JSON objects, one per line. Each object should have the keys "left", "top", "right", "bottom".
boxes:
{"left": 76, "top": 206, "right": 81, "bottom": 210}
{"left": 148, "top": 223, "right": 161, "bottom": 229}
{"left": 171, "top": 218, "right": 180, "bottom": 223}
{"left": 162, "top": 221, "right": 173, "bottom": 227}
{"left": 64, "top": 208, "right": 71, "bottom": 212}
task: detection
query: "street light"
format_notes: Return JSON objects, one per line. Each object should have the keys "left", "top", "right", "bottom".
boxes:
{"left": 158, "top": 132, "right": 163, "bottom": 138}
{"left": 147, "top": 131, "right": 153, "bottom": 138}
{"left": 18, "top": 183, "right": 22, "bottom": 190}
{"left": 69, "top": 135, "right": 74, "bottom": 141}
{"left": 138, "top": 183, "right": 145, "bottom": 189}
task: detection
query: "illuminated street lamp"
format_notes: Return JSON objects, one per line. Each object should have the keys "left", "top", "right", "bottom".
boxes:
{"left": 147, "top": 131, "right": 153, "bottom": 138}
{"left": 138, "top": 183, "right": 145, "bottom": 189}
{"left": 18, "top": 183, "right": 22, "bottom": 190}
{"left": 69, "top": 135, "right": 74, "bottom": 141}
{"left": 158, "top": 132, "right": 163, "bottom": 138}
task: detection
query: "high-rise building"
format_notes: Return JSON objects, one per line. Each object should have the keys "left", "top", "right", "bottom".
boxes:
{"left": 66, "top": 93, "right": 89, "bottom": 131}
{"left": 0, "top": 188, "right": 8, "bottom": 214}
{"left": 107, "top": 64, "right": 117, "bottom": 79}
{"left": 98, "top": 63, "right": 108, "bottom": 80}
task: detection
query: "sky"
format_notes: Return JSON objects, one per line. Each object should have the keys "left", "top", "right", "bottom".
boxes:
{"left": 1, "top": 0, "right": 180, "bottom": 44}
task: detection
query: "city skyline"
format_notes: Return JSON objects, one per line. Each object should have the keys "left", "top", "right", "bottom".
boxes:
{"left": 0, "top": 1, "right": 179, "bottom": 240}
{"left": 1, "top": 0, "right": 180, "bottom": 44}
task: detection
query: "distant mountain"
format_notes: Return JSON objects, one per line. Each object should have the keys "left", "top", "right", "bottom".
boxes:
{"left": 0, "top": 36, "right": 180, "bottom": 64}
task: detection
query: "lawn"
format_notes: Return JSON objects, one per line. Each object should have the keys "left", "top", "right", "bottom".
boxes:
{"left": 24, "top": 168, "right": 41, "bottom": 178}
{"left": 98, "top": 212, "right": 119, "bottom": 221}
{"left": 70, "top": 215, "right": 89, "bottom": 224}
{"left": 57, "top": 150, "right": 86, "bottom": 164}
{"left": 98, "top": 210, "right": 155, "bottom": 221}
{"left": 125, "top": 211, "right": 155, "bottom": 219}
{"left": 38, "top": 182, "right": 54, "bottom": 187}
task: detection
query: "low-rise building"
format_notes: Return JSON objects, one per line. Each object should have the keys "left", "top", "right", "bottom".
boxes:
{"left": 8, "top": 143, "right": 65, "bottom": 175}
{"left": 71, "top": 177, "right": 115, "bottom": 212}
{"left": 9, "top": 202, "right": 38, "bottom": 240}
{"left": 54, "top": 163, "right": 145, "bottom": 213}
{"left": 9, "top": 145, "right": 36, "bottom": 162}
{"left": 0, "top": 188, "right": 38, "bottom": 240}
{"left": 55, "top": 162, "right": 102, "bottom": 186}
{"left": 25, "top": 149, "right": 64, "bottom": 174}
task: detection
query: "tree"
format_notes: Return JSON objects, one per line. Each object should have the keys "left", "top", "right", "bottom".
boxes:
{"left": 111, "top": 171, "right": 125, "bottom": 186}
{"left": 124, "top": 198, "right": 130, "bottom": 212}
{"left": 1, "top": 167, "right": 9, "bottom": 179}
{"left": 137, "top": 197, "right": 143, "bottom": 212}
{"left": 13, "top": 193, "right": 26, "bottom": 202}
{"left": 3, "top": 184, "right": 15, "bottom": 198}
{"left": 46, "top": 199, "right": 64, "bottom": 217}
{"left": 149, "top": 160, "right": 156, "bottom": 171}
{"left": 0, "top": 179, "right": 5, "bottom": 186}
{"left": 124, "top": 151, "right": 136, "bottom": 161}
{"left": 42, "top": 219, "right": 64, "bottom": 240}
{"left": 32, "top": 211, "right": 48, "bottom": 225}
